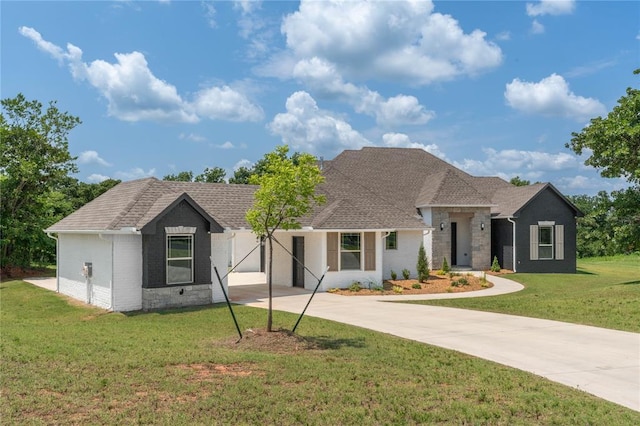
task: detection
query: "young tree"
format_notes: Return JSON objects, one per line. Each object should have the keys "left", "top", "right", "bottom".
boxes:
{"left": 567, "top": 69, "right": 639, "bottom": 184}
{"left": 245, "top": 146, "right": 325, "bottom": 331}
{"left": 416, "top": 242, "right": 429, "bottom": 282}
{"left": 1, "top": 94, "right": 80, "bottom": 268}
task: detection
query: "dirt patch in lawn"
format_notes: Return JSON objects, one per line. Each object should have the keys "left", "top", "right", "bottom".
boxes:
{"left": 329, "top": 273, "right": 493, "bottom": 296}
{"left": 216, "top": 328, "right": 323, "bottom": 354}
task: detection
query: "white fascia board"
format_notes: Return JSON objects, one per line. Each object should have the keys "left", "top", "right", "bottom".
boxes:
{"left": 45, "top": 228, "right": 141, "bottom": 235}
{"left": 418, "top": 204, "right": 496, "bottom": 208}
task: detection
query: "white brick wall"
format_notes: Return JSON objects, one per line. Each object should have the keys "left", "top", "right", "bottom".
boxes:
{"left": 58, "top": 234, "right": 113, "bottom": 307}
{"left": 211, "top": 233, "right": 229, "bottom": 303}
{"left": 113, "top": 234, "right": 143, "bottom": 311}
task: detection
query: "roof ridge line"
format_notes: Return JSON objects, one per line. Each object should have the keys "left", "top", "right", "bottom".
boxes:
{"left": 108, "top": 177, "right": 165, "bottom": 230}
{"left": 324, "top": 163, "right": 423, "bottom": 224}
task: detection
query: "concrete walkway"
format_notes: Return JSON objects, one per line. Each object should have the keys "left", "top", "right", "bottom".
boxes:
{"left": 235, "top": 275, "right": 640, "bottom": 412}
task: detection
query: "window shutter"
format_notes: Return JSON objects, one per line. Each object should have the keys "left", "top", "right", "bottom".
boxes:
{"left": 530, "top": 225, "right": 539, "bottom": 260}
{"left": 364, "top": 232, "right": 376, "bottom": 271}
{"left": 555, "top": 225, "right": 564, "bottom": 260}
{"left": 327, "top": 232, "right": 338, "bottom": 271}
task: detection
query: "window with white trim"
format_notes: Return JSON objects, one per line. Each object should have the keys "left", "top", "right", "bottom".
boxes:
{"left": 340, "top": 233, "right": 361, "bottom": 270}
{"left": 538, "top": 226, "right": 553, "bottom": 259}
{"left": 167, "top": 234, "right": 193, "bottom": 284}
{"left": 385, "top": 231, "right": 398, "bottom": 250}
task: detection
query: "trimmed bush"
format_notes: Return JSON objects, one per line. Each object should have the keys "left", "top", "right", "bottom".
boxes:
{"left": 416, "top": 243, "right": 430, "bottom": 282}
{"left": 390, "top": 270, "right": 397, "bottom": 280}
{"left": 491, "top": 256, "right": 501, "bottom": 272}
{"left": 402, "top": 268, "right": 410, "bottom": 280}
{"left": 442, "top": 257, "right": 450, "bottom": 273}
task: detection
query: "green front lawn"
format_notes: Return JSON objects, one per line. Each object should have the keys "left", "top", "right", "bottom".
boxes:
{"left": 2, "top": 280, "right": 639, "bottom": 424}
{"left": 409, "top": 254, "right": 640, "bottom": 332}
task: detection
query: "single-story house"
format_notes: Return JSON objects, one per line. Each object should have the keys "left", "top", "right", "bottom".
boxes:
{"left": 46, "top": 147, "right": 582, "bottom": 311}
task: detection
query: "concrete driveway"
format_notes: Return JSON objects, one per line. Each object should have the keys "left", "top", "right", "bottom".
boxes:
{"left": 24, "top": 274, "right": 640, "bottom": 411}
{"left": 236, "top": 275, "right": 640, "bottom": 412}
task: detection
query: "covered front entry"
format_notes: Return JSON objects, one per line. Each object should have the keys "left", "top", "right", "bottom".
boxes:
{"left": 450, "top": 213, "right": 472, "bottom": 267}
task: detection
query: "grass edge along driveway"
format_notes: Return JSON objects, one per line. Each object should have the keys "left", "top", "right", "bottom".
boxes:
{"left": 405, "top": 254, "right": 640, "bottom": 333}
{"left": 2, "top": 279, "right": 640, "bottom": 425}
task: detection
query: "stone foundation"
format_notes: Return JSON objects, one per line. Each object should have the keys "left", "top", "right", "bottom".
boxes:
{"left": 142, "top": 284, "right": 212, "bottom": 310}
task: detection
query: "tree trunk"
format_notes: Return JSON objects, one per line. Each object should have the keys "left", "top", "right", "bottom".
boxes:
{"left": 267, "top": 235, "right": 273, "bottom": 332}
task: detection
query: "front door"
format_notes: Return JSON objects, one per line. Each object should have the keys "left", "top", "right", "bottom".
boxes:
{"left": 292, "top": 236, "right": 305, "bottom": 288}
{"left": 451, "top": 222, "right": 458, "bottom": 265}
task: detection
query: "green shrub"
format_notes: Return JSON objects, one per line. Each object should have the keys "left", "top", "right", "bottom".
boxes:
{"left": 416, "top": 242, "right": 430, "bottom": 282}
{"left": 393, "top": 285, "right": 404, "bottom": 294}
{"left": 390, "top": 270, "right": 397, "bottom": 280}
{"left": 412, "top": 283, "right": 422, "bottom": 289}
{"left": 458, "top": 278, "right": 469, "bottom": 286}
{"left": 436, "top": 269, "right": 446, "bottom": 276}
{"left": 491, "top": 256, "right": 501, "bottom": 272}
{"left": 442, "top": 257, "right": 450, "bottom": 273}
{"left": 327, "top": 288, "right": 339, "bottom": 293}
{"left": 348, "top": 282, "right": 362, "bottom": 292}
{"left": 402, "top": 268, "right": 410, "bottom": 280}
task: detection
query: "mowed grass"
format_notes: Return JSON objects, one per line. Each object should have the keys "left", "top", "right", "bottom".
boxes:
{"left": 410, "top": 254, "right": 640, "bottom": 332}
{"left": 2, "top": 281, "right": 639, "bottom": 425}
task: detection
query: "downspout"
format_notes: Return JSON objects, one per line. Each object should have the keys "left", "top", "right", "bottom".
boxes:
{"left": 46, "top": 232, "right": 59, "bottom": 293}
{"left": 507, "top": 217, "right": 517, "bottom": 273}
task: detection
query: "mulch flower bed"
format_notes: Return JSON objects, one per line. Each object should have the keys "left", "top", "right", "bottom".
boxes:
{"left": 328, "top": 273, "right": 494, "bottom": 296}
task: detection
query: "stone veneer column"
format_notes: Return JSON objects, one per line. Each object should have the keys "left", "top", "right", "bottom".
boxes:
{"left": 471, "top": 208, "right": 491, "bottom": 270}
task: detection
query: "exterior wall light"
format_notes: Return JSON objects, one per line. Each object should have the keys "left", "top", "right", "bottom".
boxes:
{"left": 440, "top": 222, "right": 445, "bottom": 231}
{"left": 481, "top": 222, "right": 485, "bottom": 231}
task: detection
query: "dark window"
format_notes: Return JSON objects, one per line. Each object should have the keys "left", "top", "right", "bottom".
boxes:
{"left": 385, "top": 232, "right": 397, "bottom": 250}
{"left": 538, "top": 226, "right": 553, "bottom": 260}
{"left": 167, "top": 235, "right": 193, "bottom": 284}
{"left": 340, "top": 233, "right": 361, "bottom": 270}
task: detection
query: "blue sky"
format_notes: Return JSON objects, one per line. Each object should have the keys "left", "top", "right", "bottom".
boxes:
{"left": 2, "top": 0, "right": 638, "bottom": 195}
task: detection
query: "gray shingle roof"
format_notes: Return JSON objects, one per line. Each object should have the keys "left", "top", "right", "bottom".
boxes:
{"left": 47, "top": 147, "right": 574, "bottom": 233}
{"left": 47, "top": 178, "right": 259, "bottom": 232}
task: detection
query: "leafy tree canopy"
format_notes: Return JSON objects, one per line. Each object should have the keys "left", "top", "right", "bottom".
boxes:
{"left": 509, "top": 176, "right": 530, "bottom": 186}
{"left": 567, "top": 69, "right": 640, "bottom": 184}
{"left": 1, "top": 94, "right": 80, "bottom": 268}
{"left": 194, "top": 167, "right": 226, "bottom": 183}
{"left": 163, "top": 171, "right": 194, "bottom": 182}
{"left": 163, "top": 167, "right": 226, "bottom": 183}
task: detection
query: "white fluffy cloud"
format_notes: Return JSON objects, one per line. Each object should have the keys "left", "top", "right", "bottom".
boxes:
{"left": 382, "top": 133, "right": 447, "bottom": 159}
{"left": 20, "top": 26, "right": 262, "bottom": 124}
{"left": 292, "top": 57, "right": 434, "bottom": 126}
{"left": 531, "top": 19, "right": 545, "bottom": 34}
{"left": 179, "top": 133, "right": 207, "bottom": 142}
{"left": 115, "top": 167, "right": 156, "bottom": 180}
{"left": 526, "top": 0, "right": 575, "bottom": 17}
{"left": 279, "top": 0, "right": 502, "bottom": 85}
{"left": 78, "top": 150, "right": 112, "bottom": 167}
{"left": 504, "top": 74, "right": 606, "bottom": 120}
{"left": 87, "top": 174, "right": 111, "bottom": 183}
{"left": 454, "top": 148, "right": 580, "bottom": 180}
{"left": 193, "top": 86, "right": 264, "bottom": 122}
{"left": 233, "top": 159, "right": 253, "bottom": 170}
{"left": 268, "top": 91, "right": 370, "bottom": 155}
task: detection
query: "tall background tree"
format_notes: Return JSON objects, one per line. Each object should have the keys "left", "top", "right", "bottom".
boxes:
{"left": 163, "top": 167, "right": 226, "bottom": 183}
{"left": 1, "top": 94, "right": 80, "bottom": 269}
{"left": 245, "top": 146, "right": 325, "bottom": 331}
{"left": 1, "top": 94, "right": 118, "bottom": 273}
{"left": 566, "top": 69, "right": 639, "bottom": 256}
